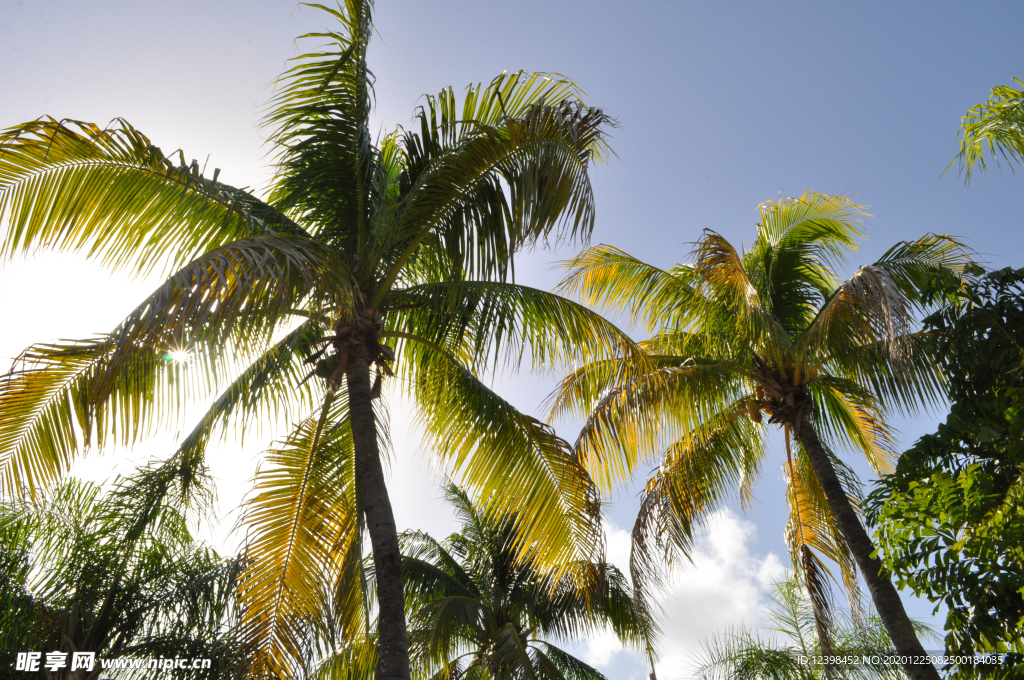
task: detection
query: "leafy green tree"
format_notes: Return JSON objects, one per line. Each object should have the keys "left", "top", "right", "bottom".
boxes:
{"left": 0, "top": 460, "right": 238, "bottom": 680}
{"left": 0, "top": 2, "right": 625, "bottom": 678}
{"left": 314, "top": 484, "right": 652, "bottom": 680}
{"left": 551, "top": 192, "right": 971, "bottom": 680}
{"left": 952, "top": 78, "right": 1024, "bottom": 182}
{"left": 867, "top": 266, "right": 1024, "bottom": 679}
{"left": 687, "top": 576, "right": 935, "bottom": 680}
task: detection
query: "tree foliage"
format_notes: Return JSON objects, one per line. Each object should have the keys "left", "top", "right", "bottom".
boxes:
{"left": 0, "top": 458, "right": 239, "bottom": 679}
{"left": 315, "top": 484, "right": 653, "bottom": 680}
{"left": 867, "top": 266, "right": 1024, "bottom": 679}
{"left": 0, "top": 2, "right": 622, "bottom": 677}
{"left": 953, "top": 78, "right": 1024, "bottom": 183}
{"left": 687, "top": 576, "right": 935, "bottom": 680}
{"left": 552, "top": 193, "right": 970, "bottom": 678}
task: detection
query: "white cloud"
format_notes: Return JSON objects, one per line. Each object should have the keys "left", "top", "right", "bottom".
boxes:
{"left": 654, "top": 509, "right": 785, "bottom": 678}
{"left": 576, "top": 509, "right": 786, "bottom": 679}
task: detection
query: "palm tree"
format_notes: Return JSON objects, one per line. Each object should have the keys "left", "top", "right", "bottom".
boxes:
{"left": 328, "top": 484, "right": 652, "bottom": 680}
{"left": 0, "top": 460, "right": 238, "bottom": 679}
{"left": 952, "top": 77, "right": 1024, "bottom": 183}
{"left": 688, "top": 576, "right": 936, "bottom": 680}
{"left": 550, "top": 192, "right": 971, "bottom": 680}
{"left": 0, "top": 3, "right": 628, "bottom": 678}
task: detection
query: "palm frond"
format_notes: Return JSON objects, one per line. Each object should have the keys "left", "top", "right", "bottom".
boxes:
{"left": 556, "top": 244, "right": 700, "bottom": 332}
{"left": 564, "top": 358, "right": 747, "bottom": 493}
{"left": 693, "top": 230, "right": 791, "bottom": 363}
{"left": 170, "top": 321, "right": 325, "bottom": 482}
{"left": 953, "top": 77, "right": 1024, "bottom": 183}
{"left": 408, "top": 347, "right": 601, "bottom": 573}
{"left": 871, "top": 234, "right": 975, "bottom": 311}
{"left": 748, "top": 192, "right": 868, "bottom": 334}
{"left": 0, "top": 117, "right": 303, "bottom": 276}
{"left": 798, "top": 264, "right": 912, "bottom": 367}
{"left": 391, "top": 281, "right": 644, "bottom": 375}
{"left": 630, "top": 412, "right": 764, "bottom": 634}
{"left": 236, "top": 396, "right": 361, "bottom": 680}
{"left": 263, "top": 0, "right": 376, "bottom": 250}
{"left": 810, "top": 378, "right": 897, "bottom": 475}
{"left": 377, "top": 95, "right": 615, "bottom": 295}
{"left": 783, "top": 447, "right": 862, "bottom": 649}
{"left": 0, "top": 238, "right": 345, "bottom": 496}
{"left": 531, "top": 641, "right": 607, "bottom": 680}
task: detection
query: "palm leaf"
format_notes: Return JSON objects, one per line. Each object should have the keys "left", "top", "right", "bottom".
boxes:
{"left": 235, "top": 396, "right": 361, "bottom": 680}
{"left": 0, "top": 117, "right": 303, "bottom": 276}
{"left": 953, "top": 77, "right": 1024, "bottom": 182}
{"left": 557, "top": 244, "right": 701, "bottom": 332}
{"left": 408, "top": 346, "right": 601, "bottom": 574}
{"left": 630, "top": 411, "right": 764, "bottom": 636}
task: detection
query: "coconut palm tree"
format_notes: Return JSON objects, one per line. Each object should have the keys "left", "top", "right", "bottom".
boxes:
{"left": 687, "top": 576, "right": 936, "bottom": 680}
{"left": 550, "top": 192, "right": 971, "bottom": 680}
{"left": 0, "top": 460, "right": 239, "bottom": 680}
{"left": 311, "top": 483, "right": 652, "bottom": 680}
{"left": 952, "top": 77, "right": 1024, "bottom": 183}
{"left": 0, "top": 2, "right": 628, "bottom": 678}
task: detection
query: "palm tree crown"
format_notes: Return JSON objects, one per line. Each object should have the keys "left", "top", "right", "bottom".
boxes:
{"left": 400, "top": 485, "right": 651, "bottom": 680}
{"left": 0, "top": 2, "right": 628, "bottom": 678}
{"left": 552, "top": 192, "right": 970, "bottom": 680}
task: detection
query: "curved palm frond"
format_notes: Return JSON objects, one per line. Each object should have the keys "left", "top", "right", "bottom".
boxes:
{"left": 810, "top": 378, "right": 898, "bottom": 475}
{"left": 556, "top": 244, "right": 700, "bottom": 332}
{"left": 0, "top": 117, "right": 304, "bottom": 276}
{"left": 530, "top": 641, "right": 607, "bottom": 680}
{"left": 0, "top": 237, "right": 345, "bottom": 496}
{"left": 170, "top": 320, "right": 326, "bottom": 480}
{"left": 376, "top": 96, "right": 615, "bottom": 299}
{"left": 871, "top": 234, "right": 974, "bottom": 311}
{"left": 823, "top": 334, "right": 947, "bottom": 417}
{"left": 566, "top": 359, "right": 747, "bottom": 493}
{"left": 408, "top": 346, "right": 600, "bottom": 572}
{"left": 953, "top": 77, "right": 1024, "bottom": 183}
{"left": 391, "top": 281, "right": 645, "bottom": 375}
{"left": 748, "top": 192, "right": 868, "bottom": 333}
{"left": 263, "top": 0, "right": 376, "bottom": 250}
{"left": 630, "top": 411, "right": 764, "bottom": 633}
{"left": 236, "top": 396, "right": 362, "bottom": 680}
{"left": 693, "top": 230, "right": 791, "bottom": 363}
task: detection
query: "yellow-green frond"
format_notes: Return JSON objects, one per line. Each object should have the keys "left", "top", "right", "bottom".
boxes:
{"left": 567, "top": 359, "right": 747, "bottom": 493}
{"left": 0, "top": 117, "right": 301, "bottom": 277}
{"left": 236, "top": 395, "right": 363, "bottom": 680}
{"left": 408, "top": 347, "right": 601, "bottom": 574}
{"left": 556, "top": 244, "right": 699, "bottom": 332}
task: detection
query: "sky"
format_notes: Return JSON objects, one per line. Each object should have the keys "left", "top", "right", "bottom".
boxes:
{"left": 1, "top": 0, "right": 1023, "bottom": 677}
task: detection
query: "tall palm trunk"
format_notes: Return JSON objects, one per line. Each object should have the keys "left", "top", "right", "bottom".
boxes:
{"left": 345, "top": 351, "right": 410, "bottom": 680}
{"left": 793, "top": 421, "right": 939, "bottom": 680}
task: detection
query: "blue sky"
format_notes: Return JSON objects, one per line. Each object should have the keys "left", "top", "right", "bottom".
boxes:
{"left": 2, "top": 1, "right": 1022, "bottom": 677}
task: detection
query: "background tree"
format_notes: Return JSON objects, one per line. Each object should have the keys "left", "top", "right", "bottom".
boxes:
{"left": 0, "top": 459, "right": 238, "bottom": 680}
{"left": 305, "top": 484, "right": 654, "bottom": 680}
{"left": 687, "top": 575, "right": 935, "bottom": 680}
{"left": 551, "top": 192, "right": 971, "bottom": 680}
{"left": 0, "top": 2, "right": 626, "bottom": 679}
{"left": 867, "top": 266, "right": 1024, "bottom": 680}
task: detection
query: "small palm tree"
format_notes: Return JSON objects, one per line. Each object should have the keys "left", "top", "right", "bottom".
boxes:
{"left": 688, "top": 576, "right": 935, "bottom": 680}
{"left": 0, "top": 3, "right": 626, "bottom": 678}
{"left": 551, "top": 192, "right": 971, "bottom": 680}
{"left": 361, "top": 484, "right": 651, "bottom": 680}
{"left": 0, "top": 461, "right": 238, "bottom": 679}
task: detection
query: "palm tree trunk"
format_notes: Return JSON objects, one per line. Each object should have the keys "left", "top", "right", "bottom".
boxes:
{"left": 793, "top": 420, "right": 939, "bottom": 680}
{"left": 345, "top": 351, "right": 411, "bottom": 680}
